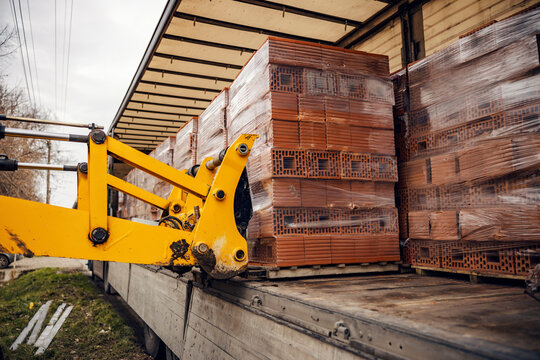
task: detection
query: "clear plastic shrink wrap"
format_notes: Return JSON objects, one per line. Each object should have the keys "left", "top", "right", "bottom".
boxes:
{"left": 225, "top": 37, "right": 400, "bottom": 267}
{"left": 117, "top": 136, "right": 176, "bottom": 221}
{"left": 173, "top": 118, "right": 198, "bottom": 171}
{"left": 197, "top": 90, "right": 229, "bottom": 161}
{"left": 394, "top": 6, "right": 540, "bottom": 277}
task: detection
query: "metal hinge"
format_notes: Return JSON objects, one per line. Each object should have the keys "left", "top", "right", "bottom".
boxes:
{"left": 333, "top": 321, "right": 351, "bottom": 341}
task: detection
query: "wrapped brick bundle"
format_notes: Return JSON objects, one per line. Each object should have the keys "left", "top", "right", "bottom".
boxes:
{"left": 197, "top": 89, "right": 228, "bottom": 161}
{"left": 117, "top": 136, "right": 177, "bottom": 221}
{"left": 119, "top": 167, "right": 158, "bottom": 221}
{"left": 394, "top": 7, "right": 540, "bottom": 278}
{"left": 173, "top": 118, "right": 198, "bottom": 171}
{"left": 224, "top": 37, "right": 400, "bottom": 267}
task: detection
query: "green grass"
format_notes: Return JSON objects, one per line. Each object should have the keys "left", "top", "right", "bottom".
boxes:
{"left": 0, "top": 268, "right": 150, "bottom": 360}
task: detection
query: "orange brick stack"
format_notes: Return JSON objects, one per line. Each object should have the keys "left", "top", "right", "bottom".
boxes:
{"left": 393, "top": 8, "right": 540, "bottom": 278}
{"left": 226, "top": 37, "right": 400, "bottom": 267}
{"left": 197, "top": 90, "right": 228, "bottom": 161}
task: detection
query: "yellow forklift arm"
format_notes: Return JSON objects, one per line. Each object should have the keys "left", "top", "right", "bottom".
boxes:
{"left": 0, "top": 117, "right": 257, "bottom": 279}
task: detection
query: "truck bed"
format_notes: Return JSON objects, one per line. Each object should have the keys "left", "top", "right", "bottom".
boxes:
{"left": 102, "top": 262, "right": 540, "bottom": 359}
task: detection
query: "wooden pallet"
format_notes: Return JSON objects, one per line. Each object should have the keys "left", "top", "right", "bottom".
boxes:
{"left": 413, "top": 265, "right": 527, "bottom": 283}
{"left": 245, "top": 262, "right": 399, "bottom": 279}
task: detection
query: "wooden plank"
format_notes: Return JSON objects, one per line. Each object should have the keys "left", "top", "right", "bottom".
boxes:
{"left": 166, "top": 17, "right": 268, "bottom": 49}
{"left": 119, "top": 116, "right": 187, "bottom": 127}
{"left": 92, "top": 260, "right": 105, "bottom": 280}
{"left": 10, "top": 301, "right": 52, "bottom": 350}
{"left": 27, "top": 301, "right": 53, "bottom": 345}
{"left": 107, "top": 262, "right": 131, "bottom": 300}
{"left": 127, "top": 265, "right": 188, "bottom": 357}
{"left": 413, "top": 265, "right": 528, "bottom": 280}
{"left": 142, "top": 70, "right": 230, "bottom": 91}
{"left": 35, "top": 305, "right": 73, "bottom": 355}
{"left": 148, "top": 56, "right": 240, "bottom": 80}
{"left": 177, "top": 0, "right": 352, "bottom": 42}
{"left": 123, "top": 109, "right": 195, "bottom": 122}
{"left": 353, "top": 17, "right": 402, "bottom": 72}
{"left": 249, "top": 263, "right": 398, "bottom": 279}
{"left": 34, "top": 303, "right": 67, "bottom": 349}
{"left": 156, "top": 39, "right": 252, "bottom": 68}
{"left": 422, "top": 0, "right": 537, "bottom": 55}
{"left": 127, "top": 102, "right": 204, "bottom": 115}
{"left": 273, "top": 0, "right": 385, "bottom": 23}
{"left": 135, "top": 83, "right": 216, "bottom": 101}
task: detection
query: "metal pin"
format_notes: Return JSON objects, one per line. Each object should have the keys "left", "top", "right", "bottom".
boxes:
{"left": 1, "top": 114, "right": 102, "bottom": 130}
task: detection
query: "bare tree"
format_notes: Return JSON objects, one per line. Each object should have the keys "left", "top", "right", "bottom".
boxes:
{"left": 0, "top": 83, "right": 52, "bottom": 201}
{"left": 0, "top": 25, "right": 17, "bottom": 58}
{"left": 0, "top": 26, "right": 56, "bottom": 201}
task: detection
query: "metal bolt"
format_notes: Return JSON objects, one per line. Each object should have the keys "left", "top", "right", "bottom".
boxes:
{"left": 90, "top": 130, "right": 107, "bottom": 144}
{"left": 78, "top": 162, "right": 88, "bottom": 174}
{"left": 89, "top": 227, "right": 109, "bottom": 245}
{"left": 187, "top": 164, "right": 199, "bottom": 177}
{"left": 197, "top": 243, "right": 209, "bottom": 254}
{"left": 234, "top": 249, "right": 246, "bottom": 262}
{"left": 172, "top": 204, "right": 181, "bottom": 212}
{"left": 214, "top": 190, "right": 226, "bottom": 200}
{"left": 236, "top": 143, "right": 249, "bottom": 156}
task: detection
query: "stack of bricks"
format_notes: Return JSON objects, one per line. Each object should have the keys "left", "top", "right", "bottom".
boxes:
{"left": 197, "top": 90, "right": 228, "bottom": 161}
{"left": 173, "top": 118, "right": 198, "bottom": 171}
{"left": 225, "top": 37, "right": 400, "bottom": 267}
{"left": 393, "top": 7, "right": 540, "bottom": 278}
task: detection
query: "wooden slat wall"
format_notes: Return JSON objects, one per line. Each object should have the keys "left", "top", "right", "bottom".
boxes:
{"left": 350, "top": 0, "right": 538, "bottom": 73}
{"left": 352, "top": 18, "right": 403, "bottom": 73}
{"left": 423, "top": 0, "right": 540, "bottom": 55}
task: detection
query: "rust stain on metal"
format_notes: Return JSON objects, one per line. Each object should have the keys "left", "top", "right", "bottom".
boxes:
{"left": 169, "top": 239, "right": 190, "bottom": 266}
{"left": 0, "top": 243, "right": 9, "bottom": 253}
{"left": 195, "top": 249, "right": 217, "bottom": 274}
{"left": 6, "top": 229, "right": 34, "bottom": 257}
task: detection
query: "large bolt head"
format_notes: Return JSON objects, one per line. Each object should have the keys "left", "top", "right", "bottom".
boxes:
{"left": 90, "top": 227, "right": 109, "bottom": 244}
{"left": 236, "top": 143, "right": 249, "bottom": 156}
{"left": 193, "top": 243, "right": 209, "bottom": 254}
{"left": 214, "top": 190, "right": 226, "bottom": 200}
{"left": 78, "top": 162, "right": 88, "bottom": 174}
{"left": 90, "top": 130, "right": 107, "bottom": 144}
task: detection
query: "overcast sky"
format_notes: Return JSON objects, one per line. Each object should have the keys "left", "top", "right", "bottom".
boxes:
{"left": 1, "top": 0, "right": 167, "bottom": 206}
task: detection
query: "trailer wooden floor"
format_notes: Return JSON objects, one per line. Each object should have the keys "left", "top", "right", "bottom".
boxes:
{"left": 249, "top": 274, "right": 539, "bottom": 348}
{"left": 103, "top": 262, "right": 540, "bottom": 359}
{"left": 210, "top": 272, "right": 540, "bottom": 359}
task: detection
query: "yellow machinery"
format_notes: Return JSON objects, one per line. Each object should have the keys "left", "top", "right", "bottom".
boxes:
{"left": 0, "top": 115, "right": 257, "bottom": 279}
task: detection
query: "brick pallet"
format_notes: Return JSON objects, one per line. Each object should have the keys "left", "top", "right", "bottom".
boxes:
{"left": 226, "top": 37, "right": 400, "bottom": 268}
{"left": 393, "top": 8, "right": 540, "bottom": 279}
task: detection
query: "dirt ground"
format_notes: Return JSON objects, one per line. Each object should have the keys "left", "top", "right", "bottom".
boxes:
{"left": 0, "top": 257, "right": 89, "bottom": 282}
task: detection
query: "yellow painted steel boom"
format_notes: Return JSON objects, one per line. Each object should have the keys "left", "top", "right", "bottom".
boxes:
{"left": 0, "top": 119, "right": 257, "bottom": 279}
